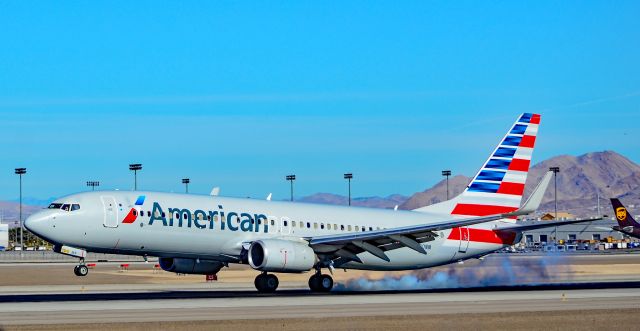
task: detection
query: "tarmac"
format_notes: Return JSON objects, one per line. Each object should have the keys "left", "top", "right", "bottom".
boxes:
{"left": 1, "top": 253, "right": 640, "bottom": 330}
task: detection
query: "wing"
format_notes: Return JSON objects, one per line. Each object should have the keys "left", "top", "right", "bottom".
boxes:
{"left": 308, "top": 213, "right": 509, "bottom": 265}
{"left": 307, "top": 171, "right": 554, "bottom": 265}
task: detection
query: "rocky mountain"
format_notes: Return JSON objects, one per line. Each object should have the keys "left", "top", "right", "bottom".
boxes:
{"left": 524, "top": 151, "right": 640, "bottom": 216}
{"left": 399, "top": 151, "right": 640, "bottom": 217}
{"left": 399, "top": 175, "right": 472, "bottom": 210}
{"left": 0, "top": 201, "right": 44, "bottom": 225}
{"left": 298, "top": 193, "right": 408, "bottom": 209}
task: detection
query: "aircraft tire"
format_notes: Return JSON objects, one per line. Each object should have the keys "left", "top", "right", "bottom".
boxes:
{"left": 254, "top": 273, "right": 266, "bottom": 290}
{"left": 77, "top": 265, "right": 89, "bottom": 277}
{"left": 308, "top": 274, "right": 321, "bottom": 292}
{"left": 255, "top": 273, "right": 278, "bottom": 293}
{"left": 318, "top": 274, "right": 333, "bottom": 292}
{"left": 263, "top": 274, "right": 279, "bottom": 292}
{"left": 73, "top": 265, "right": 80, "bottom": 276}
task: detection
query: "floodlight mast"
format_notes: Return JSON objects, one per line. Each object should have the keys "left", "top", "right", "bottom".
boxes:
{"left": 14, "top": 167, "right": 26, "bottom": 251}
{"left": 344, "top": 173, "right": 353, "bottom": 206}
{"left": 182, "top": 178, "right": 190, "bottom": 193}
{"left": 286, "top": 175, "right": 296, "bottom": 201}
{"left": 129, "top": 163, "right": 142, "bottom": 190}
{"left": 86, "top": 181, "right": 100, "bottom": 191}
{"left": 441, "top": 170, "right": 452, "bottom": 200}
{"left": 549, "top": 166, "right": 560, "bottom": 242}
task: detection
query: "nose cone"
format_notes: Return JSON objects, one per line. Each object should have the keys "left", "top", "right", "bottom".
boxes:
{"left": 24, "top": 211, "right": 51, "bottom": 238}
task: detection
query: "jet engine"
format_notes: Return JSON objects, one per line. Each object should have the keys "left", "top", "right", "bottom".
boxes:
{"left": 158, "top": 257, "right": 224, "bottom": 275}
{"left": 248, "top": 239, "right": 316, "bottom": 273}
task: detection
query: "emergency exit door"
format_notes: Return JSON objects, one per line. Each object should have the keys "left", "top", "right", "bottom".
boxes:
{"left": 458, "top": 227, "right": 470, "bottom": 253}
{"left": 101, "top": 196, "right": 118, "bottom": 228}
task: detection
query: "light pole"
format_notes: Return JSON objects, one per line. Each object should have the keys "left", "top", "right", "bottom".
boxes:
{"left": 597, "top": 185, "right": 610, "bottom": 217}
{"left": 549, "top": 166, "right": 560, "bottom": 243}
{"left": 86, "top": 181, "right": 100, "bottom": 191}
{"left": 596, "top": 190, "right": 600, "bottom": 217}
{"left": 344, "top": 173, "right": 353, "bottom": 206}
{"left": 182, "top": 178, "right": 190, "bottom": 193}
{"left": 15, "top": 168, "right": 26, "bottom": 251}
{"left": 286, "top": 175, "right": 296, "bottom": 201}
{"left": 129, "top": 163, "right": 142, "bottom": 190}
{"left": 442, "top": 170, "right": 452, "bottom": 200}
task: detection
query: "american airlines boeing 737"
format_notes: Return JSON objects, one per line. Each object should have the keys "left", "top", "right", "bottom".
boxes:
{"left": 24, "top": 113, "right": 598, "bottom": 293}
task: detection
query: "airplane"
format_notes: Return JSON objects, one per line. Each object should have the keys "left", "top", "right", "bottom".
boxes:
{"left": 24, "top": 113, "right": 599, "bottom": 293}
{"left": 610, "top": 198, "right": 640, "bottom": 239}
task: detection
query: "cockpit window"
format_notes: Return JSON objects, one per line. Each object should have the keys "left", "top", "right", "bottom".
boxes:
{"left": 50, "top": 203, "right": 81, "bottom": 212}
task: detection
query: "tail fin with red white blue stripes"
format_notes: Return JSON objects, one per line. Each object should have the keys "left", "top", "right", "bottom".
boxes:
{"left": 415, "top": 113, "right": 541, "bottom": 219}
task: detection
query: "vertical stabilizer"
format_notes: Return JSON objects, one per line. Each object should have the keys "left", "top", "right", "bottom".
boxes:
{"left": 416, "top": 113, "right": 541, "bottom": 218}
{"left": 611, "top": 198, "right": 639, "bottom": 228}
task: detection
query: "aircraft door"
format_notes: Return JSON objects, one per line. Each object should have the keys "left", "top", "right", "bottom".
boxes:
{"left": 458, "top": 227, "right": 470, "bottom": 253}
{"left": 280, "top": 217, "right": 291, "bottom": 235}
{"left": 101, "top": 196, "right": 118, "bottom": 228}
{"left": 268, "top": 216, "right": 278, "bottom": 234}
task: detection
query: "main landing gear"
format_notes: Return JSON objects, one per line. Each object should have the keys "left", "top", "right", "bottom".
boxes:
{"left": 254, "top": 272, "right": 279, "bottom": 293}
{"left": 252, "top": 271, "right": 334, "bottom": 293}
{"left": 74, "top": 259, "right": 88, "bottom": 277}
{"left": 308, "top": 272, "right": 333, "bottom": 292}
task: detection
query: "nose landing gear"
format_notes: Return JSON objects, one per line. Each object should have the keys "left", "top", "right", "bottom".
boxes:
{"left": 308, "top": 272, "right": 333, "bottom": 292}
{"left": 254, "top": 272, "right": 279, "bottom": 293}
{"left": 74, "top": 258, "right": 88, "bottom": 277}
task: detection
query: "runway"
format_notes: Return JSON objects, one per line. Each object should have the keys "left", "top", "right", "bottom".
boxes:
{"left": 2, "top": 283, "right": 640, "bottom": 327}
{"left": 2, "top": 254, "right": 640, "bottom": 329}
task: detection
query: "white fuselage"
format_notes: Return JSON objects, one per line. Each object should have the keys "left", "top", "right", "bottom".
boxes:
{"left": 25, "top": 191, "right": 520, "bottom": 271}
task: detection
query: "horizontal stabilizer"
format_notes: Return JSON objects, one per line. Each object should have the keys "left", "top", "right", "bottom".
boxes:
{"left": 506, "top": 217, "right": 602, "bottom": 231}
{"left": 504, "top": 171, "right": 553, "bottom": 217}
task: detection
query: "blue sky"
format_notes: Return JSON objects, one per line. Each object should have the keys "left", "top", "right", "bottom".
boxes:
{"left": 0, "top": 1, "right": 639, "bottom": 202}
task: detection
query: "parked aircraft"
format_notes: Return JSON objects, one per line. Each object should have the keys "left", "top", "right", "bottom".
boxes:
{"left": 609, "top": 198, "right": 640, "bottom": 239}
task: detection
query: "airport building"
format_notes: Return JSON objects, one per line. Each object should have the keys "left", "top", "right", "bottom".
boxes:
{"left": 519, "top": 218, "right": 634, "bottom": 246}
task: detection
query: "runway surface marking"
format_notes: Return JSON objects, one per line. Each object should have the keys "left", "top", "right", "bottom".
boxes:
{"left": 2, "top": 288, "right": 640, "bottom": 312}
{"left": 2, "top": 288, "right": 640, "bottom": 325}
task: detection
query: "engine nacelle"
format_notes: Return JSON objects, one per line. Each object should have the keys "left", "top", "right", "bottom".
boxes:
{"left": 158, "top": 257, "right": 224, "bottom": 275}
{"left": 248, "top": 239, "right": 316, "bottom": 273}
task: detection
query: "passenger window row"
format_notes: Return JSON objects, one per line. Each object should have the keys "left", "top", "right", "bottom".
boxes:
{"left": 281, "top": 219, "right": 380, "bottom": 232}
{"left": 129, "top": 208, "right": 381, "bottom": 233}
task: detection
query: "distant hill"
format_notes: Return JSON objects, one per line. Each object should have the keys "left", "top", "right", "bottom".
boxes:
{"left": 525, "top": 151, "right": 640, "bottom": 216}
{"left": 0, "top": 201, "right": 44, "bottom": 225}
{"left": 298, "top": 193, "right": 408, "bottom": 209}
{"left": 398, "top": 151, "right": 640, "bottom": 217}
{"left": 399, "top": 175, "right": 471, "bottom": 210}
{"left": 299, "top": 151, "right": 640, "bottom": 216}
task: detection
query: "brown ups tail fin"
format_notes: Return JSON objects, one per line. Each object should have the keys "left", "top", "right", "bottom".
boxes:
{"left": 611, "top": 198, "right": 639, "bottom": 227}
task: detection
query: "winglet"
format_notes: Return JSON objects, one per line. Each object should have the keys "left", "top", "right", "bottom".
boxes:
{"left": 266, "top": 193, "right": 272, "bottom": 201}
{"left": 210, "top": 187, "right": 220, "bottom": 196}
{"left": 503, "top": 171, "right": 553, "bottom": 217}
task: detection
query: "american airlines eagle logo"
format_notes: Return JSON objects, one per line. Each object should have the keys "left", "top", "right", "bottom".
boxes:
{"left": 616, "top": 207, "right": 627, "bottom": 222}
{"left": 122, "top": 195, "right": 146, "bottom": 224}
